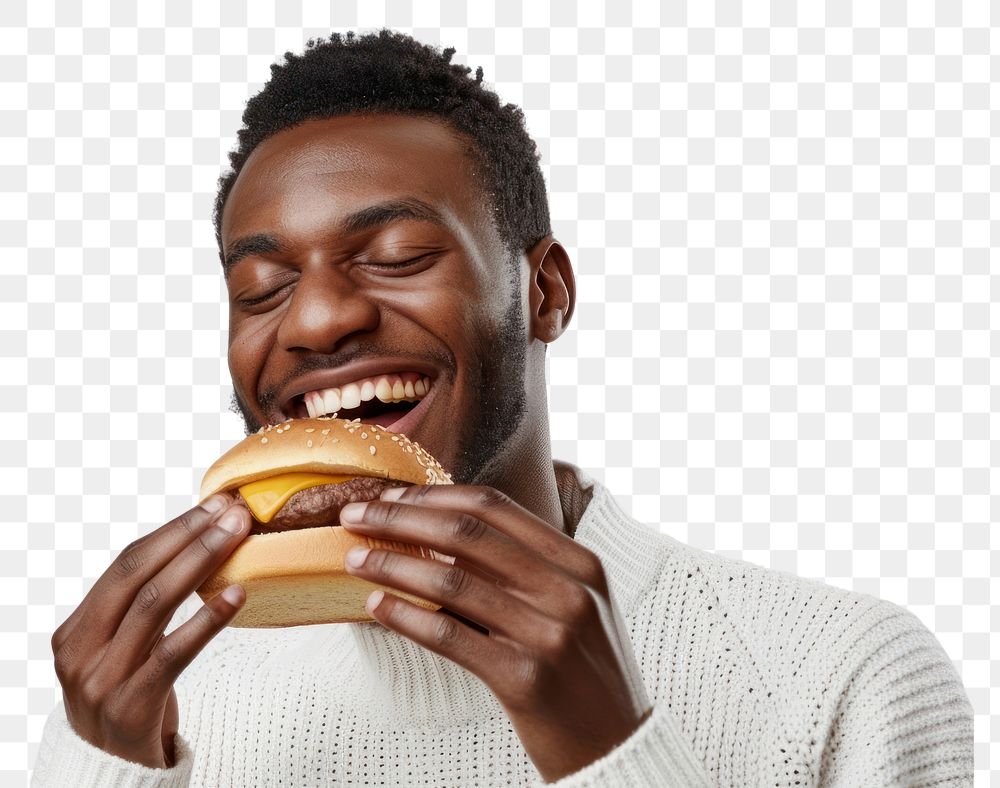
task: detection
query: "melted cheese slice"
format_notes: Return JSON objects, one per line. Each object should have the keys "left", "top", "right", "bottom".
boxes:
{"left": 238, "top": 472, "right": 356, "bottom": 523}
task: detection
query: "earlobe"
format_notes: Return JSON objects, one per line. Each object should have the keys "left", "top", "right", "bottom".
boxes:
{"left": 527, "top": 237, "right": 576, "bottom": 344}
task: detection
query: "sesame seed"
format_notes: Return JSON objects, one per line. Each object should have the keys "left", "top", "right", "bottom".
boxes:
{"left": 261, "top": 437, "right": 268, "bottom": 444}
{"left": 321, "top": 429, "right": 330, "bottom": 435}
{"left": 360, "top": 432, "right": 368, "bottom": 439}
{"left": 307, "top": 440, "right": 313, "bottom": 448}
{"left": 369, "top": 445, "right": 376, "bottom": 455}
{"left": 391, "top": 436, "right": 399, "bottom": 441}
{"left": 305, "top": 428, "right": 315, "bottom": 433}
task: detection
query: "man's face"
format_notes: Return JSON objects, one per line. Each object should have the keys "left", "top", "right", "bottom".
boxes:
{"left": 220, "top": 114, "right": 529, "bottom": 485}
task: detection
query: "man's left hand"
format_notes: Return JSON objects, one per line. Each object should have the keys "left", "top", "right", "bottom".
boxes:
{"left": 340, "top": 484, "right": 652, "bottom": 783}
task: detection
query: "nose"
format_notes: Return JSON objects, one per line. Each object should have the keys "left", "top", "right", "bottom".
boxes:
{"left": 275, "top": 268, "right": 380, "bottom": 354}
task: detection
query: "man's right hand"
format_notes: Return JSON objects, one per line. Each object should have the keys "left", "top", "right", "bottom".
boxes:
{"left": 50, "top": 493, "right": 251, "bottom": 768}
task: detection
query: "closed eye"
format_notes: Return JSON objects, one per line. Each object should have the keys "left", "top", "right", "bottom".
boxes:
{"left": 231, "top": 267, "right": 299, "bottom": 310}
{"left": 360, "top": 253, "right": 435, "bottom": 272}
{"left": 234, "top": 253, "right": 437, "bottom": 310}
{"left": 236, "top": 281, "right": 295, "bottom": 309}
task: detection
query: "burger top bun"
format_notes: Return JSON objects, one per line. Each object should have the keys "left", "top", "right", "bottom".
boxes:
{"left": 199, "top": 417, "right": 453, "bottom": 501}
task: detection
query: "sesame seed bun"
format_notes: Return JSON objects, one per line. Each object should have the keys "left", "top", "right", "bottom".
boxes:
{"left": 199, "top": 416, "right": 452, "bottom": 500}
{"left": 196, "top": 417, "right": 453, "bottom": 628}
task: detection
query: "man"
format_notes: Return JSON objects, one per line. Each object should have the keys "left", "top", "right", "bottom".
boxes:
{"left": 33, "top": 29, "right": 972, "bottom": 786}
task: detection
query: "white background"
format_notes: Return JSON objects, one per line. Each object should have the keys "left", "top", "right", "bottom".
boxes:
{"left": 2, "top": 1, "right": 994, "bottom": 784}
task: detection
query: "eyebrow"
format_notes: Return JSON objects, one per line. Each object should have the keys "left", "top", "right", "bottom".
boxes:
{"left": 221, "top": 198, "right": 450, "bottom": 277}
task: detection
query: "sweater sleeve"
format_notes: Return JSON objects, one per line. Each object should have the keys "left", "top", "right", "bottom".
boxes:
{"left": 541, "top": 702, "right": 713, "bottom": 787}
{"left": 818, "top": 602, "right": 974, "bottom": 787}
{"left": 29, "top": 700, "right": 194, "bottom": 788}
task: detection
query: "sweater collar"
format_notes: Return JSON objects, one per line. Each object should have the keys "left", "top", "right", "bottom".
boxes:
{"left": 555, "top": 461, "right": 667, "bottom": 618}
{"left": 340, "top": 461, "right": 667, "bottom": 723}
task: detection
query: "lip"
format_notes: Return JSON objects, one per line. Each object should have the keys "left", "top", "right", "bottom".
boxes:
{"left": 274, "top": 357, "right": 441, "bottom": 421}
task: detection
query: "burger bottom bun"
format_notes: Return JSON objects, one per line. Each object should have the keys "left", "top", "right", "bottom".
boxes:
{"left": 196, "top": 525, "right": 444, "bottom": 627}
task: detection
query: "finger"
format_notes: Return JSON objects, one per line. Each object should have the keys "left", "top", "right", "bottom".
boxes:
{"left": 52, "top": 494, "right": 234, "bottom": 654}
{"left": 100, "top": 505, "right": 251, "bottom": 675}
{"left": 344, "top": 546, "right": 552, "bottom": 641}
{"left": 375, "top": 485, "right": 602, "bottom": 586}
{"left": 365, "top": 588, "right": 511, "bottom": 683}
{"left": 341, "top": 499, "right": 572, "bottom": 598}
{"left": 120, "top": 582, "right": 245, "bottom": 705}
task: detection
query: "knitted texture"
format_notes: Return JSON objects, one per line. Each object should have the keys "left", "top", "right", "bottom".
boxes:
{"left": 31, "top": 464, "right": 973, "bottom": 787}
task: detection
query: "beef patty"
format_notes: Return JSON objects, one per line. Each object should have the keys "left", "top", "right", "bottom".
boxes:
{"left": 244, "top": 476, "right": 413, "bottom": 535}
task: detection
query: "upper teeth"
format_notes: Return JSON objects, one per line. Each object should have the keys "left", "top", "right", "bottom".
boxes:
{"left": 303, "top": 374, "right": 432, "bottom": 418}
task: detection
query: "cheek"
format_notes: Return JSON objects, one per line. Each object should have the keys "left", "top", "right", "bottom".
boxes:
{"left": 380, "top": 268, "right": 480, "bottom": 343}
{"left": 228, "top": 314, "right": 279, "bottom": 394}
{"left": 438, "top": 292, "right": 511, "bottom": 374}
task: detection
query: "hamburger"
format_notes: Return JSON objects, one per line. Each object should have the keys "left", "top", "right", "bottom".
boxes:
{"left": 196, "top": 416, "right": 453, "bottom": 627}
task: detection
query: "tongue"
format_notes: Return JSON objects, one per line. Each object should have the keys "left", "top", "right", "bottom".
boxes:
{"left": 360, "top": 406, "right": 413, "bottom": 428}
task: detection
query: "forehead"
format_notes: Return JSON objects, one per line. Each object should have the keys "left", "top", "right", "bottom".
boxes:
{"left": 221, "top": 114, "right": 493, "bottom": 248}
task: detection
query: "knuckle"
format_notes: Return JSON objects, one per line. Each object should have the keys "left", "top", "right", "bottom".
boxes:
{"left": 410, "top": 484, "right": 433, "bottom": 502}
{"left": 78, "top": 675, "right": 107, "bottom": 711}
{"left": 433, "top": 615, "right": 462, "bottom": 649}
{"left": 565, "top": 584, "right": 598, "bottom": 620}
{"left": 373, "top": 501, "right": 405, "bottom": 526}
{"left": 437, "top": 565, "right": 472, "bottom": 597}
{"left": 196, "top": 600, "right": 223, "bottom": 629}
{"left": 450, "top": 513, "right": 487, "bottom": 544}
{"left": 151, "top": 634, "right": 177, "bottom": 666}
{"left": 52, "top": 651, "right": 76, "bottom": 686}
{"left": 133, "top": 581, "right": 162, "bottom": 615}
{"left": 366, "top": 549, "right": 394, "bottom": 577}
{"left": 53, "top": 635, "right": 85, "bottom": 685}
{"left": 475, "top": 486, "right": 510, "bottom": 510}
{"left": 113, "top": 544, "right": 145, "bottom": 579}
{"left": 195, "top": 529, "right": 221, "bottom": 557}
{"left": 174, "top": 509, "right": 202, "bottom": 539}
{"left": 541, "top": 621, "right": 576, "bottom": 658}
{"left": 50, "top": 625, "right": 67, "bottom": 656}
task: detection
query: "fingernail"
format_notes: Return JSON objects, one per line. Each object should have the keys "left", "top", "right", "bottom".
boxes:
{"left": 340, "top": 502, "right": 367, "bottom": 523}
{"left": 367, "top": 590, "right": 384, "bottom": 612}
{"left": 201, "top": 494, "right": 229, "bottom": 514}
{"left": 221, "top": 584, "right": 244, "bottom": 605}
{"left": 216, "top": 507, "right": 246, "bottom": 535}
{"left": 381, "top": 486, "right": 406, "bottom": 502}
{"left": 345, "top": 546, "right": 369, "bottom": 568}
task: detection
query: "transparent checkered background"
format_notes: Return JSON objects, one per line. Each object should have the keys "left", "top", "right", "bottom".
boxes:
{"left": 2, "top": 1, "right": 995, "bottom": 785}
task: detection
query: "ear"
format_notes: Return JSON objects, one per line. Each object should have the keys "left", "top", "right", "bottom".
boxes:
{"left": 526, "top": 236, "right": 575, "bottom": 344}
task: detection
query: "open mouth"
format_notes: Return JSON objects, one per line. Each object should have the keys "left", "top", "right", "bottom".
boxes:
{"left": 286, "top": 372, "right": 435, "bottom": 432}
{"left": 290, "top": 394, "right": 419, "bottom": 426}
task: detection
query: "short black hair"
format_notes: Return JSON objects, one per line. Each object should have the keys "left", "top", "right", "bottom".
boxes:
{"left": 213, "top": 28, "right": 551, "bottom": 272}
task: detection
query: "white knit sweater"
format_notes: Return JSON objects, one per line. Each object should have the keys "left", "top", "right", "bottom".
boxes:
{"left": 32, "top": 463, "right": 973, "bottom": 787}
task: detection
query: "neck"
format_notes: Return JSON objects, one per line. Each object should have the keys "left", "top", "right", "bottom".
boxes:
{"left": 471, "top": 407, "right": 567, "bottom": 536}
